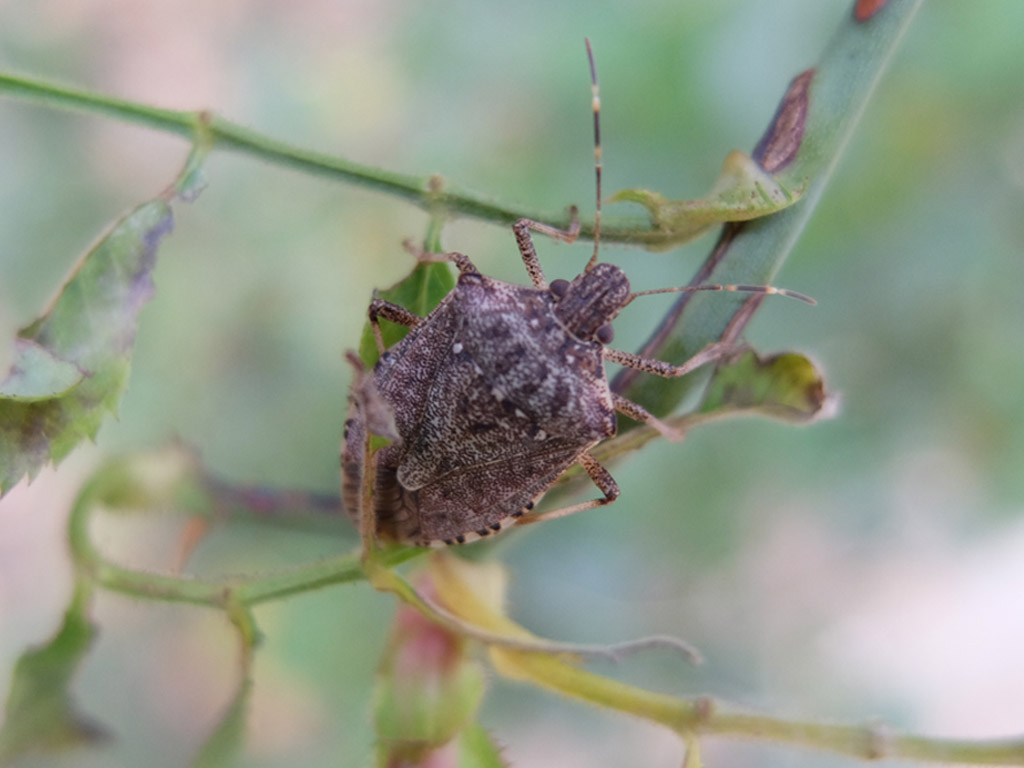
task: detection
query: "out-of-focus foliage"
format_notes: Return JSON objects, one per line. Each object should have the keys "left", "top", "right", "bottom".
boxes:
{"left": 0, "top": 187, "right": 195, "bottom": 495}
{"left": 610, "top": 149, "right": 805, "bottom": 248}
{"left": 0, "top": 590, "right": 106, "bottom": 764}
{"left": 2, "top": 2, "right": 1023, "bottom": 767}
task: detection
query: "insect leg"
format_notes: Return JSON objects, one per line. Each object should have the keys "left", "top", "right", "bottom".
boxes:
{"left": 515, "top": 450, "right": 619, "bottom": 526}
{"left": 611, "top": 392, "right": 684, "bottom": 442}
{"left": 401, "top": 239, "right": 479, "bottom": 275}
{"left": 603, "top": 341, "right": 733, "bottom": 379}
{"left": 368, "top": 298, "right": 422, "bottom": 354}
{"left": 340, "top": 397, "right": 366, "bottom": 527}
{"left": 340, "top": 351, "right": 381, "bottom": 550}
{"left": 512, "top": 40, "right": 600, "bottom": 288}
{"left": 511, "top": 207, "right": 581, "bottom": 290}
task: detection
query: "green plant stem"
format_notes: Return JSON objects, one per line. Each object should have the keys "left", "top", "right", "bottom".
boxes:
{"left": 0, "top": 70, "right": 655, "bottom": 240}
{"left": 516, "top": 654, "right": 1024, "bottom": 765}
{"left": 65, "top": 460, "right": 1024, "bottom": 767}
{"left": 65, "top": 469, "right": 421, "bottom": 608}
{"left": 613, "top": 0, "right": 926, "bottom": 414}
{"left": 707, "top": 709, "right": 1024, "bottom": 765}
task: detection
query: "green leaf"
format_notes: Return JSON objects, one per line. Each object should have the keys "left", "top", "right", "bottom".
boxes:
{"left": 458, "top": 723, "right": 508, "bottom": 768}
{"left": 356, "top": 262, "right": 456, "bottom": 366}
{"left": 610, "top": 150, "right": 805, "bottom": 250}
{"left": 0, "top": 587, "right": 108, "bottom": 765}
{"left": 698, "top": 349, "right": 831, "bottom": 423}
{"left": 0, "top": 160, "right": 203, "bottom": 496}
{"left": 193, "top": 577, "right": 257, "bottom": 768}
{"left": 356, "top": 222, "right": 457, "bottom": 366}
{"left": 587, "top": 348, "right": 831, "bottom": 468}
{"left": 191, "top": 674, "right": 252, "bottom": 768}
{"left": 614, "top": 0, "right": 925, "bottom": 420}
{"left": 0, "top": 339, "right": 85, "bottom": 401}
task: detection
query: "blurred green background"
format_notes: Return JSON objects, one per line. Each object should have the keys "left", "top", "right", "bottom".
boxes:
{"left": 2, "top": 1, "right": 1024, "bottom": 766}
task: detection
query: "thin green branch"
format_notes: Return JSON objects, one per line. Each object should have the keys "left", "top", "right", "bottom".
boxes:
{"left": 707, "top": 708, "right": 1024, "bottom": 766}
{"left": 368, "top": 555, "right": 702, "bottom": 665}
{"left": 0, "top": 71, "right": 194, "bottom": 137}
{"left": 0, "top": 70, "right": 656, "bottom": 239}
{"left": 505, "top": 654, "right": 1024, "bottom": 765}
{"left": 63, "top": 456, "right": 1024, "bottom": 767}
{"left": 65, "top": 465, "right": 422, "bottom": 609}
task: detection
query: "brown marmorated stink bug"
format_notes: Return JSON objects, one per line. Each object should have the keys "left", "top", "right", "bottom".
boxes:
{"left": 342, "top": 40, "right": 813, "bottom": 547}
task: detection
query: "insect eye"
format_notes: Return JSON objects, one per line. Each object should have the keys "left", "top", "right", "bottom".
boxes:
{"left": 596, "top": 323, "right": 614, "bottom": 344}
{"left": 549, "top": 279, "right": 570, "bottom": 298}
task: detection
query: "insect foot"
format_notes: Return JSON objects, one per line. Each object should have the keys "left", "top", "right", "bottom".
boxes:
{"left": 340, "top": 39, "right": 811, "bottom": 548}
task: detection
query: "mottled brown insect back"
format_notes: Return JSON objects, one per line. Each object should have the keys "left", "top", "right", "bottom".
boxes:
{"left": 341, "top": 39, "right": 811, "bottom": 547}
{"left": 346, "top": 255, "right": 629, "bottom": 545}
{"left": 340, "top": 224, "right": 744, "bottom": 546}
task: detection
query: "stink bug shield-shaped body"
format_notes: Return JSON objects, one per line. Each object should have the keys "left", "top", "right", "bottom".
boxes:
{"left": 344, "top": 257, "right": 627, "bottom": 546}
{"left": 342, "top": 40, "right": 811, "bottom": 547}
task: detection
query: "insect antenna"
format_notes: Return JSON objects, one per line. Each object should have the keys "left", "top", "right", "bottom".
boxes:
{"left": 580, "top": 41, "right": 813, "bottom": 310}
{"left": 583, "top": 37, "right": 602, "bottom": 274}
{"left": 626, "top": 283, "right": 816, "bottom": 306}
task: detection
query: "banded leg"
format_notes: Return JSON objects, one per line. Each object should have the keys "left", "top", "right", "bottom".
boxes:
{"left": 512, "top": 206, "right": 581, "bottom": 290}
{"left": 367, "top": 298, "right": 422, "bottom": 355}
{"left": 612, "top": 392, "right": 684, "bottom": 442}
{"left": 603, "top": 341, "right": 733, "bottom": 379}
{"left": 515, "top": 450, "right": 619, "bottom": 526}
{"left": 401, "top": 239, "right": 479, "bottom": 275}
